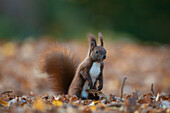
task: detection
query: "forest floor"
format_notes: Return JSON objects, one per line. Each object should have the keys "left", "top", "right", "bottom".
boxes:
{"left": 0, "top": 38, "right": 169, "bottom": 113}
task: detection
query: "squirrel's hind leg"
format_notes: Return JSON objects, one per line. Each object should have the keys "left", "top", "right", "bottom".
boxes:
{"left": 81, "top": 81, "right": 89, "bottom": 99}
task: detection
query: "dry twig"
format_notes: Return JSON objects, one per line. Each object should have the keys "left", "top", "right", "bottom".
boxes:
{"left": 0, "top": 90, "right": 14, "bottom": 95}
{"left": 150, "top": 83, "right": 154, "bottom": 95}
{"left": 120, "top": 76, "right": 127, "bottom": 101}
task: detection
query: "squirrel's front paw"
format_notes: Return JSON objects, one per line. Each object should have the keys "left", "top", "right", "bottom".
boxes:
{"left": 98, "top": 85, "right": 103, "bottom": 91}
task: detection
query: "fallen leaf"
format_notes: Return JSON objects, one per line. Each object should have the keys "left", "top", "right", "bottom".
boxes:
{"left": 33, "top": 98, "right": 46, "bottom": 112}
{"left": 52, "top": 100, "right": 63, "bottom": 107}
{"left": 0, "top": 100, "right": 8, "bottom": 107}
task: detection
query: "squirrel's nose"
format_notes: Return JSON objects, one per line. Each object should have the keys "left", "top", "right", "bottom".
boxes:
{"left": 103, "top": 55, "right": 106, "bottom": 59}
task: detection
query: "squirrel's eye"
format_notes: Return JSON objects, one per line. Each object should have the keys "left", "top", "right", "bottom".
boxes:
{"left": 95, "top": 50, "right": 99, "bottom": 53}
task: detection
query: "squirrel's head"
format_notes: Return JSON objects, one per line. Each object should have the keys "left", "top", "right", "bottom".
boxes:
{"left": 88, "top": 32, "right": 106, "bottom": 62}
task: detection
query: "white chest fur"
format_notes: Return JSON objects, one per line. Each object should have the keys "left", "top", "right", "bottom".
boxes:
{"left": 89, "top": 62, "right": 101, "bottom": 85}
{"left": 81, "top": 62, "right": 101, "bottom": 99}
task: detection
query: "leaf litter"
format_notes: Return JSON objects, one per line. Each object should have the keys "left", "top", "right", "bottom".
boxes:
{"left": 0, "top": 39, "right": 169, "bottom": 113}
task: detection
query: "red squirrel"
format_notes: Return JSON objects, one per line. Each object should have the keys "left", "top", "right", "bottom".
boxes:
{"left": 38, "top": 33, "right": 106, "bottom": 99}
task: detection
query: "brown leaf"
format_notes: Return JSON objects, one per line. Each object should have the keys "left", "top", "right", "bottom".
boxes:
{"left": 86, "top": 89, "right": 102, "bottom": 96}
{"left": 144, "top": 93, "right": 152, "bottom": 103}
{"left": 69, "top": 95, "right": 78, "bottom": 103}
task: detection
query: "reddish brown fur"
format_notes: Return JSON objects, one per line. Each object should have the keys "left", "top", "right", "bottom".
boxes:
{"left": 68, "top": 57, "right": 93, "bottom": 97}
{"left": 68, "top": 33, "right": 106, "bottom": 98}
{"left": 38, "top": 33, "right": 106, "bottom": 99}
{"left": 68, "top": 57, "right": 104, "bottom": 98}
{"left": 38, "top": 44, "right": 79, "bottom": 95}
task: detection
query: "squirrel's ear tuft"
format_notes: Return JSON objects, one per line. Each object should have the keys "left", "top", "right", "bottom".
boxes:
{"left": 98, "top": 32, "right": 103, "bottom": 46}
{"left": 87, "top": 33, "right": 97, "bottom": 51}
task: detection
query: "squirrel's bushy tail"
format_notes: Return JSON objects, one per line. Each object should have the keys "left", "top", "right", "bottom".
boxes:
{"left": 38, "top": 44, "right": 79, "bottom": 95}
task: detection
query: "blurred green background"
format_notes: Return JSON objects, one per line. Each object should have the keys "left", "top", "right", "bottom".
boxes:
{"left": 0, "top": 0, "right": 169, "bottom": 43}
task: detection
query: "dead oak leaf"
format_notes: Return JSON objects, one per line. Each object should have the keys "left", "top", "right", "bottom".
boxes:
{"left": 86, "top": 89, "right": 102, "bottom": 96}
